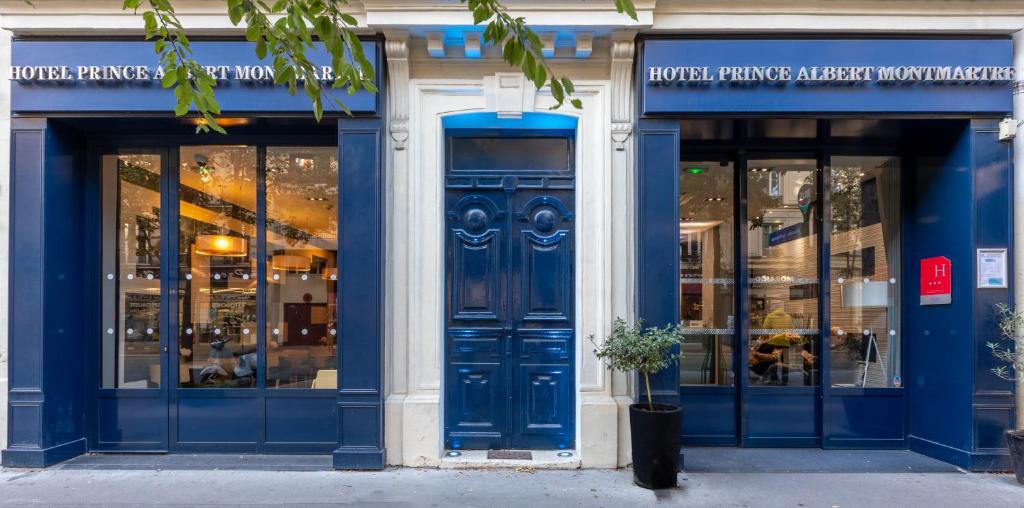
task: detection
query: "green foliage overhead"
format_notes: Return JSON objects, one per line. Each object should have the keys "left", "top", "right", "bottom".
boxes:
{"left": 591, "top": 317, "right": 685, "bottom": 410}
{"left": 120, "top": 0, "right": 638, "bottom": 133}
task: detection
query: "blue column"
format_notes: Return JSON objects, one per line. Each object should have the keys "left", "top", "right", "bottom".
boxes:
{"left": 3, "top": 118, "right": 87, "bottom": 467}
{"left": 333, "top": 117, "right": 386, "bottom": 469}
{"left": 968, "top": 119, "right": 1014, "bottom": 471}
{"left": 635, "top": 119, "right": 681, "bottom": 406}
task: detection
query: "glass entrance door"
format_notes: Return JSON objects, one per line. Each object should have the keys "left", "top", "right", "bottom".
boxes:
{"left": 742, "top": 157, "right": 822, "bottom": 446}
{"left": 95, "top": 149, "right": 170, "bottom": 451}
{"left": 677, "top": 155, "right": 824, "bottom": 446}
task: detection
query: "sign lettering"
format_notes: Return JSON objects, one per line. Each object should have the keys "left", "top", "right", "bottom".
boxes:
{"left": 647, "top": 65, "right": 1015, "bottom": 86}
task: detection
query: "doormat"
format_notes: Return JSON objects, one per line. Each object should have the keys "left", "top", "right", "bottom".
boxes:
{"left": 487, "top": 450, "right": 532, "bottom": 460}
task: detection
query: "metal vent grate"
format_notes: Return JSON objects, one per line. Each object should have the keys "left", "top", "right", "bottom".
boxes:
{"left": 487, "top": 450, "right": 532, "bottom": 460}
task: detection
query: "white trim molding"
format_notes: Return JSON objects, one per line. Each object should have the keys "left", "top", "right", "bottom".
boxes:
{"left": 386, "top": 75, "right": 617, "bottom": 467}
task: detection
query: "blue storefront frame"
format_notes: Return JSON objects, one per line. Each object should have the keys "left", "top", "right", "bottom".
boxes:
{"left": 2, "top": 39, "right": 387, "bottom": 469}
{"left": 635, "top": 37, "right": 1016, "bottom": 471}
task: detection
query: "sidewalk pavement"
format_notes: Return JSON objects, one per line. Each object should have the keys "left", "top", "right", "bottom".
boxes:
{"left": 1, "top": 465, "right": 1022, "bottom": 507}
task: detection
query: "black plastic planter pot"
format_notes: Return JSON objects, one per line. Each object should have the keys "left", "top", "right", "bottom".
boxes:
{"left": 629, "top": 403, "right": 682, "bottom": 489}
{"left": 1007, "top": 430, "right": 1024, "bottom": 484}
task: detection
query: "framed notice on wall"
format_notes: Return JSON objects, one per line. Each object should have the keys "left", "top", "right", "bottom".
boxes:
{"left": 977, "top": 248, "right": 1008, "bottom": 289}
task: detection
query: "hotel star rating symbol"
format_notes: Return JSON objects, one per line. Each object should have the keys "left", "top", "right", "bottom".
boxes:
{"left": 920, "top": 256, "right": 952, "bottom": 305}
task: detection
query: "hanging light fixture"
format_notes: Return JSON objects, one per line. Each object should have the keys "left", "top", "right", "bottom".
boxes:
{"left": 271, "top": 254, "right": 311, "bottom": 272}
{"left": 195, "top": 235, "right": 248, "bottom": 257}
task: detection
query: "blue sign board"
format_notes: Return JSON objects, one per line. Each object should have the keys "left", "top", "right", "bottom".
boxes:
{"left": 10, "top": 40, "right": 379, "bottom": 114}
{"left": 642, "top": 39, "right": 1014, "bottom": 114}
{"left": 768, "top": 223, "right": 805, "bottom": 247}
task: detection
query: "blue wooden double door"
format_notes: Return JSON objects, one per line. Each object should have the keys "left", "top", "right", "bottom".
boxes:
{"left": 443, "top": 131, "right": 576, "bottom": 450}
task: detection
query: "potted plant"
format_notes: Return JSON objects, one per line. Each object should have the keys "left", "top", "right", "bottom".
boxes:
{"left": 592, "top": 317, "right": 685, "bottom": 489}
{"left": 986, "top": 303, "right": 1024, "bottom": 484}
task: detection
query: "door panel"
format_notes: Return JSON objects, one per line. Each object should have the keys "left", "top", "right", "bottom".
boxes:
{"left": 445, "top": 191, "right": 509, "bottom": 449}
{"left": 742, "top": 156, "right": 822, "bottom": 446}
{"left": 444, "top": 136, "right": 575, "bottom": 450}
{"left": 94, "top": 148, "right": 170, "bottom": 452}
{"left": 509, "top": 190, "right": 574, "bottom": 448}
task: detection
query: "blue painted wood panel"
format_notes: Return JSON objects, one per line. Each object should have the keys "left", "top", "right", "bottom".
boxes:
{"left": 176, "top": 396, "right": 259, "bottom": 448}
{"left": 265, "top": 396, "right": 337, "bottom": 449}
{"left": 444, "top": 129, "right": 575, "bottom": 450}
{"left": 679, "top": 387, "right": 737, "bottom": 445}
{"left": 904, "top": 122, "right": 976, "bottom": 467}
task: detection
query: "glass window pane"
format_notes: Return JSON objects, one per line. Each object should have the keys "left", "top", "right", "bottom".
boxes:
{"left": 680, "top": 119, "right": 734, "bottom": 141}
{"left": 177, "top": 146, "right": 258, "bottom": 388}
{"left": 829, "top": 156, "right": 901, "bottom": 387}
{"left": 679, "top": 161, "right": 735, "bottom": 386}
{"left": 830, "top": 119, "right": 901, "bottom": 139}
{"left": 449, "top": 137, "right": 571, "bottom": 172}
{"left": 748, "top": 119, "right": 818, "bottom": 139}
{"left": 265, "top": 147, "right": 339, "bottom": 389}
{"left": 101, "top": 153, "right": 162, "bottom": 388}
{"left": 747, "top": 159, "right": 820, "bottom": 387}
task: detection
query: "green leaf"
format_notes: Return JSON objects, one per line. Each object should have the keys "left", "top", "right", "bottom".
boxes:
{"left": 122, "top": 0, "right": 142, "bottom": 10}
{"left": 550, "top": 78, "right": 564, "bottom": 104}
{"left": 228, "top": 5, "right": 243, "bottom": 25}
{"left": 142, "top": 11, "right": 157, "bottom": 35}
{"left": 255, "top": 39, "right": 268, "bottom": 59}
{"left": 245, "top": 25, "right": 261, "bottom": 42}
{"left": 472, "top": 7, "right": 490, "bottom": 25}
{"left": 614, "top": 0, "right": 639, "bottom": 21}
{"left": 161, "top": 68, "right": 177, "bottom": 88}
{"left": 174, "top": 98, "right": 190, "bottom": 116}
{"left": 340, "top": 13, "right": 358, "bottom": 26}
{"left": 570, "top": 98, "right": 583, "bottom": 109}
{"left": 560, "top": 77, "right": 574, "bottom": 95}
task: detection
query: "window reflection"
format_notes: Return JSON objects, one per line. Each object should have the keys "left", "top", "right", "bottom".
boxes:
{"left": 101, "top": 153, "right": 162, "bottom": 388}
{"left": 829, "top": 156, "right": 900, "bottom": 387}
{"left": 178, "top": 146, "right": 258, "bottom": 388}
{"left": 679, "top": 161, "right": 735, "bottom": 386}
{"left": 746, "top": 159, "right": 820, "bottom": 387}
{"left": 266, "top": 147, "right": 339, "bottom": 389}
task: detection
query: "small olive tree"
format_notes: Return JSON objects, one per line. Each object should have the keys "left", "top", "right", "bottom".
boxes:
{"left": 987, "top": 302, "right": 1024, "bottom": 430}
{"left": 592, "top": 318, "right": 685, "bottom": 411}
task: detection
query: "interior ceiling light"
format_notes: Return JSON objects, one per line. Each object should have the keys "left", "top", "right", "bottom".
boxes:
{"left": 189, "top": 117, "right": 253, "bottom": 128}
{"left": 195, "top": 235, "right": 248, "bottom": 257}
{"left": 272, "top": 254, "right": 311, "bottom": 272}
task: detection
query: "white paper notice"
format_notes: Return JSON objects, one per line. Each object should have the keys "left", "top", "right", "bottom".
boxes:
{"left": 977, "top": 248, "right": 1007, "bottom": 289}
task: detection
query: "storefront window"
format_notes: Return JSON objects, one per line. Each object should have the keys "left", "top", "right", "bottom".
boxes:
{"left": 829, "top": 156, "right": 901, "bottom": 387}
{"left": 265, "top": 147, "right": 339, "bottom": 389}
{"left": 748, "top": 119, "right": 818, "bottom": 139}
{"left": 178, "top": 146, "right": 258, "bottom": 388}
{"left": 746, "top": 159, "right": 820, "bottom": 387}
{"left": 679, "top": 160, "right": 735, "bottom": 385}
{"left": 101, "top": 153, "right": 163, "bottom": 388}
{"left": 680, "top": 119, "right": 734, "bottom": 140}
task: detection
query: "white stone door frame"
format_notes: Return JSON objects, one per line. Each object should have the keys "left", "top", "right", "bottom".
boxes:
{"left": 385, "top": 77, "right": 620, "bottom": 467}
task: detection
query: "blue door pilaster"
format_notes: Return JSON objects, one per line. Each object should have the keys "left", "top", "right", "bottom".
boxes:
{"left": 636, "top": 119, "right": 682, "bottom": 407}
{"left": 333, "top": 117, "right": 386, "bottom": 469}
{"left": 3, "top": 118, "right": 88, "bottom": 467}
